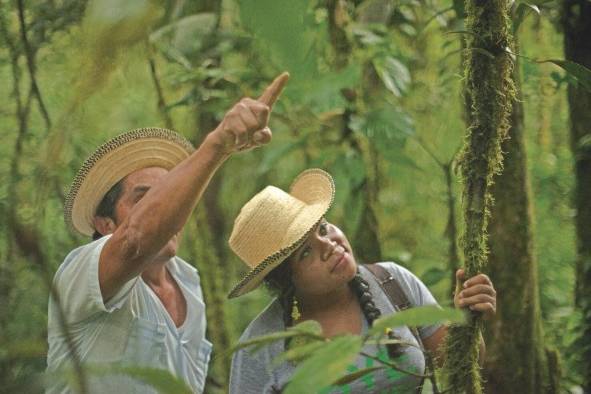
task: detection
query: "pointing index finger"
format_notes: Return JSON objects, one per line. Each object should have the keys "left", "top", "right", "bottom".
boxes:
{"left": 258, "top": 72, "right": 290, "bottom": 109}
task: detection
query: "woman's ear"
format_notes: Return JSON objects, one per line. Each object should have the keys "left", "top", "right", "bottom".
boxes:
{"left": 93, "top": 216, "right": 117, "bottom": 236}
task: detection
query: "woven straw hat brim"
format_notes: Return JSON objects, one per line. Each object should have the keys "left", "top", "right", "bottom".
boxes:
{"left": 227, "top": 169, "right": 335, "bottom": 298}
{"left": 64, "top": 128, "right": 194, "bottom": 236}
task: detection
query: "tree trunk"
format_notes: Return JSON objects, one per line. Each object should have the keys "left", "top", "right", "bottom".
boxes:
{"left": 326, "top": 0, "right": 382, "bottom": 264}
{"left": 441, "top": 0, "right": 515, "bottom": 391}
{"left": 562, "top": 0, "right": 591, "bottom": 391}
{"left": 484, "top": 51, "right": 560, "bottom": 393}
{"left": 187, "top": 109, "right": 232, "bottom": 392}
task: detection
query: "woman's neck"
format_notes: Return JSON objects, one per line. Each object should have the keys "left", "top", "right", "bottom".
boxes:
{"left": 296, "top": 284, "right": 359, "bottom": 321}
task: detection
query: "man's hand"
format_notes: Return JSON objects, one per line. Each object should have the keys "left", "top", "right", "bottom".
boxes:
{"left": 208, "top": 72, "right": 290, "bottom": 155}
{"left": 454, "top": 269, "right": 497, "bottom": 320}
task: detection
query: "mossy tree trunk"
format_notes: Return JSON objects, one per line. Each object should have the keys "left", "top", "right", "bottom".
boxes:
{"left": 562, "top": 0, "right": 591, "bottom": 391}
{"left": 484, "top": 49, "right": 560, "bottom": 393}
{"left": 441, "top": 0, "right": 515, "bottom": 392}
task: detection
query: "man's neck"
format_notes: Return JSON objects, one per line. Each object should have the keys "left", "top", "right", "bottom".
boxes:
{"left": 141, "top": 259, "right": 170, "bottom": 286}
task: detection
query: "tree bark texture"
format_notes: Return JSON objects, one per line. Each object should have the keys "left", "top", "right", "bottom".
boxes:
{"left": 562, "top": 0, "right": 591, "bottom": 391}
{"left": 190, "top": 92, "right": 232, "bottom": 393}
{"left": 484, "top": 55, "right": 559, "bottom": 394}
{"left": 441, "top": 0, "right": 515, "bottom": 392}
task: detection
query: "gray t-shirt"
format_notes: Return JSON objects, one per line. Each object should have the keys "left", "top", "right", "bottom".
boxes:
{"left": 230, "top": 262, "right": 441, "bottom": 394}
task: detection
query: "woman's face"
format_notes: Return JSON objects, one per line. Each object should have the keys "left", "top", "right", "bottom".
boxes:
{"left": 289, "top": 218, "right": 357, "bottom": 298}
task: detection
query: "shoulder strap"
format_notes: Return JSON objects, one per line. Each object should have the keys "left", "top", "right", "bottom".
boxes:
{"left": 364, "top": 263, "right": 426, "bottom": 394}
{"left": 364, "top": 263, "right": 412, "bottom": 311}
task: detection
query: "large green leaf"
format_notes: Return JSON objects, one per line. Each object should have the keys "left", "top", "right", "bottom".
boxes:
{"left": 233, "top": 320, "right": 323, "bottom": 353}
{"left": 332, "top": 366, "right": 385, "bottom": 385}
{"left": 284, "top": 335, "right": 363, "bottom": 394}
{"left": 513, "top": 2, "right": 540, "bottom": 33}
{"left": 290, "top": 65, "right": 362, "bottom": 113}
{"left": 47, "top": 364, "right": 193, "bottom": 394}
{"left": 273, "top": 340, "right": 326, "bottom": 365}
{"left": 349, "top": 106, "right": 415, "bottom": 158}
{"left": 373, "top": 56, "right": 411, "bottom": 97}
{"left": 93, "top": 365, "right": 193, "bottom": 394}
{"left": 369, "top": 306, "right": 465, "bottom": 336}
{"left": 537, "top": 59, "right": 591, "bottom": 92}
{"left": 1, "top": 339, "right": 46, "bottom": 359}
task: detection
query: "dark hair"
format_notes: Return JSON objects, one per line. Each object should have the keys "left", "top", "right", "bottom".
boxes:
{"left": 264, "top": 258, "right": 402, "bottom": 357}
{"left": 92, "top": 179, "right": 124, "bottom": 240}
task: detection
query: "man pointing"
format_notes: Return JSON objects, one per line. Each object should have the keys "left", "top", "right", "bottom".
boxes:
{"left": 46, "top": 73, "right": 289, "bottom": 393}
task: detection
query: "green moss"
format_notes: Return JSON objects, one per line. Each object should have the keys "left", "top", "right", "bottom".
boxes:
{"left": 441, "top": 0, "right": 516, "bottom": 392}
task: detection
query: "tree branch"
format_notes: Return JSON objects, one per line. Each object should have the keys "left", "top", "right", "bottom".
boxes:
{"left": 148, "top": 55, "right": 174, "bottom": 129}
{"left": 16, "top": 0, "right": 52, "bottom": 129}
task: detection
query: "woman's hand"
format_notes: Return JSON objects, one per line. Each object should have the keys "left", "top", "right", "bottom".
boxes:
{"left": 454, "top": 269, "right": 496, "bottom": 320}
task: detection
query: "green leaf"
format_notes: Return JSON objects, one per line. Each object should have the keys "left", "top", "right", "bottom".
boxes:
{"left": 445, "top": 30, "right": 476, "bottom": 36}
{"left": 232, "top": 331, "right": 305, "bottom": 353}
{"left": 351, "top": 25, "right": 386, "bottom": 46}
{"left": 577, "top": 134, "right": 591, "bottom": 150}
{"left": 369, "top": 306, "right": 465, "bottom": 336}
{"left": 290, "top": 65, "right": 362, "bottom": 113}
{"left": 93, "top": 365, "right": 193, "bottom": 394}
{"left": 284, "top": 336, "right": 363, "bottom": 394}
{"left": 514, "top": 2, "right": 540, "bottom": 32}
{"left": 332, "top": 366, "right": 385, "bottom": 385}
{"left": 289, "top": 320, "right": 324, "bottom": 336}
{"left": 0, "top": 339, "right": 46, "bottom": 359}
{"left": 273, "top": 340, "right": 326, "bottom": 365}
{"left": 232, "top": 320, "right": 323, "bottom": 353}
{"left": 349, "top": 107, "right": 415, "bottom": 156}
{"left": 537, "top": 59, "right": 591, "bottom": 92}
{"left": 373, "top": 56, "right": 411, "bottom": 97}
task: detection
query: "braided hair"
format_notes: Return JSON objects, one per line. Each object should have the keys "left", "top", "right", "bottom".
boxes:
{"left": 264, "top": 260, "right": 402, "bottom": 357}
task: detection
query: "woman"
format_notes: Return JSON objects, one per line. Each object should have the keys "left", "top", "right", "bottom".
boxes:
{"left": 228, "top": 169, "right": 496, "bottom": 393}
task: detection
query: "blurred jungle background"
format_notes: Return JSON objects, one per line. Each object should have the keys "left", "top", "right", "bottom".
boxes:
{"left": 1, "top": 0, "right": 590, "bottom": 393}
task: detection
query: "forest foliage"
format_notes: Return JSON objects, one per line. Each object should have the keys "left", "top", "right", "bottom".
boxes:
{"left": 1, "top": 0, "right": 589, "bottom": 392}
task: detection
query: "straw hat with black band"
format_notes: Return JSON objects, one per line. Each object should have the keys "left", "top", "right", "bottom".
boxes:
{"left": 228, "top": 168, "right": 335, "bottom": 299}
{"left": 64, "top": 127, "right": 194, "bottom": 237}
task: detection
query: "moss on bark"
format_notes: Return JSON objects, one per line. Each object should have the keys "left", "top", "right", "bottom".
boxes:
{"left": 441, "top": 0, "right": 515, "bottom": 391}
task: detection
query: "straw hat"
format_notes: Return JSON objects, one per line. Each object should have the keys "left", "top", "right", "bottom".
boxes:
{"left": 64, "top": 127, "right": 194, "bottom": 236}
{"left": 228, "top": 169, "right": 335, "bottom": 298}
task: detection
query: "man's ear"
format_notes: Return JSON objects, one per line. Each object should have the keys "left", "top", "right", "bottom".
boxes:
{"left": 93, "top": 216, "right": 117, "bottom": 236}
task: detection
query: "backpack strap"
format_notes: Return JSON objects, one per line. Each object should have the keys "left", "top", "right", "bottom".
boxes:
{"left": 365, "top": 263, "right": 413, "bottom": 312}
{"left": 364, "top": 263, "right": 426, "bottom": 394}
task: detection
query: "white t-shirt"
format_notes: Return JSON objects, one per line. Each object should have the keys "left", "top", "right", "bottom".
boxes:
{"left": 46, "top": 235, "right": 211, "bottom": 393}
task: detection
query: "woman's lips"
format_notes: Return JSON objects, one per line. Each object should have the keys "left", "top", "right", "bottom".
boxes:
{"left": 331, "top": 251, "right": 347, "bottom": 272}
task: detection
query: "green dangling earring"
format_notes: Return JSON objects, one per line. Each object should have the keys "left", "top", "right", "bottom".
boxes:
{"left": 291, "top": 297, "right": 301, "bottom": 322}
{"left": 289, "top": 296, "right": 307, "bottom": 350}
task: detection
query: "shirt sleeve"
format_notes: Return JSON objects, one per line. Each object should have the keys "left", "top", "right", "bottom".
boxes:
{"left": 229, "top": 302, "right": 286, "bottom": 394}
{"left": 52, "top": 235, "right": 138, "bottom": 325}
{"left": 230, "top": 346, "right": 278, "bottom": 394}
{"left": 378, "top": 262, "right": 442, "bottom": 340}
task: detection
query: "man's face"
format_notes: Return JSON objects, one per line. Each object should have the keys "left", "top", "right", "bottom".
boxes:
{"left": 114, "top": 166, "right": 179, "bottom": 263}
